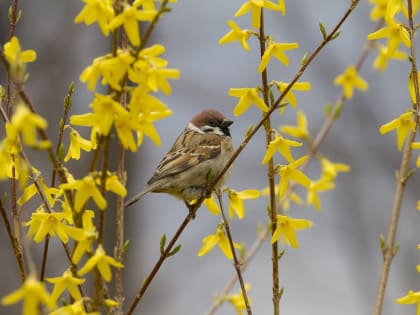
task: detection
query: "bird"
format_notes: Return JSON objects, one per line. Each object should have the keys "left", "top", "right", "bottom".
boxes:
{"left": 125, "top": 109, "right": 234, "bottom": 208}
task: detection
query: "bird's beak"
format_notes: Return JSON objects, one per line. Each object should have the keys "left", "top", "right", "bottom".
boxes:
{"left": 221, "top": 120, "right": 233, "bottom": 128}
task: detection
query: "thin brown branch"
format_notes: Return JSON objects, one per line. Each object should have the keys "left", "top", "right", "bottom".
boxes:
{"left": 215, "top": 190, "right": 252, "bottom": 315}
{"left": 374, "top": 1, "right": 420, "bottom": 314}
{"left": 126, "top": 209, "right": 196, "bottom": 315}
{"left": 0, "top": 198, "right": 26, "bottom": 282}
{"left": 258, "top": 9, "right": 281, "bottom": 315}
{"left": 115, "top": 32, "right": 128, "bottom": 311}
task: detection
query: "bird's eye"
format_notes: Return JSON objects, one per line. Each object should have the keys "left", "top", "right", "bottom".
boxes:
{"left": 207, "top": 119, "right": 219, "bottom": 127}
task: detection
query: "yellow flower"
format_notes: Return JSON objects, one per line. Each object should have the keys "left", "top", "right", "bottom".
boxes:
{"left": 128, "top": 61, "right": 180, "bottom": 95}
{"left": 368, "top": 0, "right": 388, "bottom": 21}
{"left": 367, "top": 22, "right": 411, "bottom": 57}
{"left": 258, "top": 41, "right": 299, "bottom": 73}
{"left": 408, "top": 71, "right": 420, "bottom": 105}
{"left": 108, "top": 3, "right": 156, "bottom": 46}
{"left": 373, "top": 44, "right": 406, "bottom": 72}
{"left": 219, "top": 20, "right": 252, "bottom": 51}
{"left": 198, "top": 224, "right": 240, "bottom": 259}
{"left": 228, "top": 189, "right": 260, "bottom": 219}
{"left": 271, "top": 215, "right": 313, "bottom": 247}
{"left": 70, "top": 93, "right": 118, "bottom": 144}
{"left": 412, "top": 142, "right": 420, "bottom": 167}
{"left": 333, "top": 65, "right": 368, "bottom": 99}
{"left": 78, "top": 245, "right": 124, "bottom": 282}
{"left": 396, "top": 290, "right": 420, "bottom": 314}
{"left": 103, "top": 173, "right": 127, "bottom": 197}
{"left": 261, "top": 185, "right": 303, "bottom": 210}
{"left": 6, "top": 104, "right": 50, "bottom": 148}
{"left": 50, "top": 299, "right": 100, "bottom": 315}
{"left": 262, "top": 133, "right": 302, "bottom": 164}
{"left": 24, "top": 209, "right": 79, "bottom": 243}
{"left": 272, "top": 81, "right": 310, "bottom": 109}
{"left": 306, "top": 178, "right": 335, "bottom": 210}
{"left": 235, "top": 0, "right": 285, "bottom": 29}
{"left": 379, "top": 110, "right": 416, "bottom": 151}
{"left": 204, "top": 194, "right": 221, "bottom": 216}
{"left": 72, "top": 210, "right": 98, "bottom": 264}
{"left": 74, "top": 0, "right": 115, "bottom": 36}
{"left": 229, "top": 87, "right": 268, "bottom": 116}
{"left": 46, "top": 268, "right": 85, "bottom": 302}
{"left": 1, "top": 273, "right": 55, "bottom": 315}
{"left": 224, "top": 283, "right": 252, "bottom": 315}
{"left": 113, "top": 105, "right": 139, "bottom": 152}
{"left": 3, "top": 36, "right": 36, "bottom": 66}
{"left": 18, "top": 169, "right": 60, "bottom": 207}
{"left": 320, "top": 157, "right": 350, "bottom": 180}
{"left": 64, "top": 127, "right": 93, "bottom": 162}
{"left": 60, "top": 175, "right": 107, "bottom": 212}
{"left": 278, "top": 156, "right": 310, "bottom": 198}
{"left": 280, "top": 110, "right": 310, "bottom": 140}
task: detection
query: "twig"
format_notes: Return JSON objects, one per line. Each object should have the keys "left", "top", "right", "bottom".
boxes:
{"left": 115, "top": 20, "right": 128, "bottom": 315}
{"left": 373, "top": 1, "right": 420, "bottom": 314}
{"left": 0, "top": 198, "right": 26, "bottom": 282}
{"left": 207, "top": 228, "right": 268, "bottom": 315}
{"left": 215, "top": 190, "right": 252, "bottom": 315}
{"left": 126, "top": 209, "right": 196, "bottom": 315}
{"left": 258, "top": 9, "right": 281, "bottom": 314}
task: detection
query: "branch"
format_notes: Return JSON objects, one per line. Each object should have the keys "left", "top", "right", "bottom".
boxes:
{"left": 215, "top": 190, "right": 252, "bottom": 315}
{"left": 373, "top": 1, "right": 420, "bottom": 314}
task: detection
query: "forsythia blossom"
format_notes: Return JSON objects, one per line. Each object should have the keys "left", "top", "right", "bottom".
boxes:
{"left": 234, "top": 0, "right": 285, "bottom": 29}
{"left": 1, "top": 274, "right": 55, "bottom": 315}
{"left": 198, "top": 224, "right": 240, "bottom": 259}
{"left": 228, "top": 188, "right": 260, "bottom": 219}
{"left": 219, "top": 20, "right": 252, "bottom": 51}
{"left": 229, "top": 87, "right": 268, "bottom": 116}
{"left": 78, "top": 245, "right": 124, "bottom": 282}
{"left": 379, "top": 110, "right": 416, "bottom": 151}
{"left": 333, "top": 65, "right": 368, "bottom": 99}
{"left": 271, "top": 215, "right": 313, "bottom": 247}
{"left": 3, "top": 36, "right": 36, "bottom": 66}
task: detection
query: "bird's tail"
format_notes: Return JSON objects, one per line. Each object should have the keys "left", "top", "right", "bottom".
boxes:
{"left": 124, "top": 189, "right": 148, "bottom": 207}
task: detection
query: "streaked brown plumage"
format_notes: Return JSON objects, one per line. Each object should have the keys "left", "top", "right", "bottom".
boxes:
{"left": 125, "top": 109, "right": 234, "bottom": 207}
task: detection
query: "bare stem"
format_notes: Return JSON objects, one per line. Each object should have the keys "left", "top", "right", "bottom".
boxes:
{"left": 126, "top": 209, "right": 196, "bottom": 315}
{"left": 115, "top": 27, "right": 128, "bottom": 315}
{"left": 215, "top": 191, "right": 252, "bottom": 315}
{"left": 373, "top": 2, "right": 420, "bottom": 314}
{"left": 0, "top": 199, "right": 26, "bottom": 282}
{"left": 258, "top": 8, "right": 281, "bottom": 315}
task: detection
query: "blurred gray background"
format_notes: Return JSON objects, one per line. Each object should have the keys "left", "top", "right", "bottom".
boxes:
{"left": 1, "top": 0, "right": 420, "bottom": 314}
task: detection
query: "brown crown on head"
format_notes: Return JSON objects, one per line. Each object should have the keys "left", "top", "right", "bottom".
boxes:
{"left": 191, "top": 109, "right": 228, "bottom": 127}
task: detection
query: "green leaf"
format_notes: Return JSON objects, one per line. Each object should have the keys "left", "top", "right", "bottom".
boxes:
{"left": 300, "top": 52, "right": 308, "bottom": 66}
{"left": 160, "top": 234, "right": 166, "bottom": 254}
{"left": 58, "top": 143, "right": 65, "bottom": 162}
{"left": 324, "top": 103, "right": 332, "bottom": 117}
{"left": 331, "top": 31, "right": 341, "bottom": 40}
{"left": 168, "top": 244, "right": 182, "bottom": 257}
{"left": 123, "top": 239, "right": 130, "bottom": 255}
{"left": 334, "top": 101, "right": 343, "bottom": 119}
{"left": 269, "top": 89, "right": 275, "bottom": 106}
{"left": 379, "top": 234, "right": 385, "bottom": 251}
{"left": 319, "top": 22, "right": 327, "bottom": 40}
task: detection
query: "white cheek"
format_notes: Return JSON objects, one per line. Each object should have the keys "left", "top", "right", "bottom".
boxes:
{"left": 187, "top": 122, "right": 205, "bottom": 134}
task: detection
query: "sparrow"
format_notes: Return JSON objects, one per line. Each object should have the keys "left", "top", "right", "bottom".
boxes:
{"left": 125, "top": 109, "right": 234, "bottom": 207}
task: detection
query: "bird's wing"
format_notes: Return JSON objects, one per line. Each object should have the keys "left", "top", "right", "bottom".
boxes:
{"left": 147, "top": 134, "right": 222, "bottom": 185}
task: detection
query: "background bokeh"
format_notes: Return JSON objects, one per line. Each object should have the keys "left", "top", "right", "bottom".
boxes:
{"left": 1, "top": 1, "right": 420, "bottom": 314}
